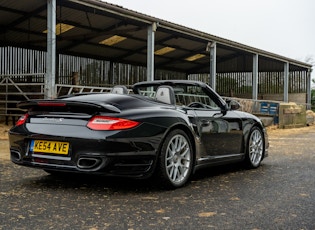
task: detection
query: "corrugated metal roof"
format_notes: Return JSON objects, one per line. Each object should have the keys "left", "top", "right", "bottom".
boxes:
{"left": 0, "top": 0, "right": 311, "bottom": 73}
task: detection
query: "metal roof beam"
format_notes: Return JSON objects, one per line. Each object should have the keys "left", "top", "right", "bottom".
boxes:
{"left": 155, "top": 46, "right": 207, "bottom": 69}
{"left": 61, "top": 0, "right": 149, "bottom": 27}
{"left": 57, "top": 21, "right": 137, "bottom": 51}
{"left": 113, "top": 33, "right": 205, "bottom": 65}
{"left": 0, "top": 5, "right": 46, "bottom": 33}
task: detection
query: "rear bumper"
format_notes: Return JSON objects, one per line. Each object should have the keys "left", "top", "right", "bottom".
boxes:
{"left": 9, "top": 133, "right": 159, "bottom": 178}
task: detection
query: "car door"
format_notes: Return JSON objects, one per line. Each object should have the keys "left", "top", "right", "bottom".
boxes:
{"left": 192, "top": 105, "right": 243, "bottom": 159}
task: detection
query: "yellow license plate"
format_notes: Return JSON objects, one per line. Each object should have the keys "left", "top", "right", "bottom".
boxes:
{"left": 31, "top": 140, "right": 69, "bottom": 155}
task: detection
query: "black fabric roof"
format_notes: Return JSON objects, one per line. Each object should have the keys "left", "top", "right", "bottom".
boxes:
{"left": 0, "top": 0, "right": 311, "bottom": 73}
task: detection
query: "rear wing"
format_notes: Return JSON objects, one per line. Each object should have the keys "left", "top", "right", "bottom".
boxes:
{"left": 17, "top": 99, "right": 121, "bottom": 113}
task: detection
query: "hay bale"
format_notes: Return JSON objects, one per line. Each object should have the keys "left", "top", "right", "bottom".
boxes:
{"left": 306, "top": 110, "right": 315, "bottom": 126}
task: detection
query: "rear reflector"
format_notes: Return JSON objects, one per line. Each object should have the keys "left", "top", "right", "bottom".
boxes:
{"left": 87, "top": 116, "right": 139, "bottom": 130}
{"left": 16, "top": 113, "right": 29, "bottom": 126}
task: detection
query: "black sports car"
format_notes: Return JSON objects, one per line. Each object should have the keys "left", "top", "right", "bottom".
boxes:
{"left": 9, "top": 80, "right": 269, "bottom": 188}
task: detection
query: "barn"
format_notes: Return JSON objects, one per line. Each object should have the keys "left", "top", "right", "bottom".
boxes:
{"left": 0, "top": 0, "right": 312, "bottom": 127}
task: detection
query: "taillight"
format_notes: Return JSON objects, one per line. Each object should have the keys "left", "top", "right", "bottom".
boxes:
{"left": 16, "top": 113, "right": 29, "bottom": 126}
{"left": 87, "top": 116, "right": 140, "bottom": 130}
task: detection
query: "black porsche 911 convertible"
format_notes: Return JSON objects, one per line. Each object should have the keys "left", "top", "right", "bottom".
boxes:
{"left": 9, "top": 80, "right": 268, "bottom": 188}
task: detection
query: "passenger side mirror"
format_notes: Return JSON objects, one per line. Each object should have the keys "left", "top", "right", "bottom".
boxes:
{"left": 226, "top": 99, "right": 240, "bottom": 111}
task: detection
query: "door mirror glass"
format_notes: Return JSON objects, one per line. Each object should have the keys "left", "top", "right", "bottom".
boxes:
{"left": 227, "top": 100, "right": 240, "bottom": 111}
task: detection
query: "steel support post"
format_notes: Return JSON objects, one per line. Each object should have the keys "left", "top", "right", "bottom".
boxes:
{"left": 284, "top": 62, "right": 289, "bottom": 102}
{"left": 306, "top": 69, "right": 312, "bottom": 109}
{"left": 109, "top": 61, "right": 114, "bottom": 85}
{"left": 45, "top": 0, "right": 56, "bottom": 99}
{"left": 252, "top": 54, "right": 259, "bottom": 100}
{"left": 209, "top": 42, "right": 216, "bottom": 90}
{"left": 147, "top": 23, "right": 157, "bottom": 81}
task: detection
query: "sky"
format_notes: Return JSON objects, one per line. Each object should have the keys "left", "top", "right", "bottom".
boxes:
{"left": 104, "top": 0, "right": 315, "bottom": 82}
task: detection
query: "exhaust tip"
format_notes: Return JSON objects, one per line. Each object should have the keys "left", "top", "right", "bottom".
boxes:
{"left": 77, "top": 157, "right": 102, "bottom": 169}
{"left": 11, "top": 150, "right": 22, "bottom": 161}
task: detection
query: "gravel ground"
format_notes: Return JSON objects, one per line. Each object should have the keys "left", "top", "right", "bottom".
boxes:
{"left": 1, "top": 122, "right": 314, "bottom": 229}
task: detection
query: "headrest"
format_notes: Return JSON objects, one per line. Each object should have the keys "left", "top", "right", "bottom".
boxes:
{"left": 155, "top": 85, "right": 176, "bottom": 105}
{"left": 111, "top": 85, "right": 128, "bottom": 94}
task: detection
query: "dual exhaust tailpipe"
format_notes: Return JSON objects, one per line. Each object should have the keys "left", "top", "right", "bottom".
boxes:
{"left": 10, "top": 150, "right": 106, "bottom": 172}
{"left": 77, "top": 157, "right": 106, "bottom": 171}
{"left": 10, "top": 150, "right": 22, "bottom": 162}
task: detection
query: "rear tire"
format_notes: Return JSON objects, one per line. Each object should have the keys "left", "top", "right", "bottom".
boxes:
{"left": 245, "top": 127, "right": 264, "bottom": 168}
{"left": 157, "top": 129, "right": 193, "bottom": 189}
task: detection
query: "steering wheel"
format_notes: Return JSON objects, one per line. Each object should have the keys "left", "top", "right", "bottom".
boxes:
{"left": 187, "top": 102, "right": 207, "bottom": 108}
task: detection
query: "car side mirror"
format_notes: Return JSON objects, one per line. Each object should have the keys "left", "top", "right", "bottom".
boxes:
{"left": 227, "top": 100, "right": 240, "bottom": 111}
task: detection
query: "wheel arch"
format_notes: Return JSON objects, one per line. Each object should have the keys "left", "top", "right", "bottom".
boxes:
{"left": 158, "top": 123, "right": 197, "bottom": 166}
{"left": 154, "top": 123, "right": 196, "bottom": 188}
{"left": 244, "top": 122, "right": 267, "bottom": 161}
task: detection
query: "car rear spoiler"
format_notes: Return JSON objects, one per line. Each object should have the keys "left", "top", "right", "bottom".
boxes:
{"left": 17, "top": 99, "right": 121, "bottom": 113}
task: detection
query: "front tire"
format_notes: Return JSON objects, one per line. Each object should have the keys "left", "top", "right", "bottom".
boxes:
{"left": 157, "top": 129, "right": 193, "bottom": 189}
{"left": 245, "top": 127, "right": 264, "bottom": 168}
